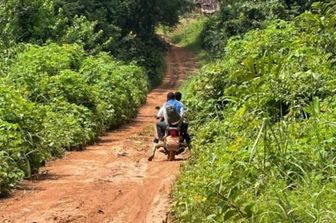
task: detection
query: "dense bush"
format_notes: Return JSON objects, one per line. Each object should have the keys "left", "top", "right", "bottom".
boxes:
{"left": 199, "top": 0, "right": 318, "bottom": 58}
{"left": 172, "top": 7, "right": 336, "bottom": 222}
{"left": 0, "top": 43, "right": 148, "bottom": 196}
{"left": 0, "top": 123, "right": 26, "bottom": 196}
{"left": 0, "top": 0, "right": 191, "bottom": 87}
{"left": 201, "top": 0, "right": 288, "bottom": 57}
{"left": 80, "top": 53, "right": 148, "bottom": 128}
{"left": 0, "top": 84, "right": 43, "bottom": 186}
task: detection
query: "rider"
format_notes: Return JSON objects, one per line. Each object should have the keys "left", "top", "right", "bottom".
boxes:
{"left": 174, "top": 92, "right": 191, "bottom": 148}
{"left": 155, "top": 92, "right": 183, "bottom": 143}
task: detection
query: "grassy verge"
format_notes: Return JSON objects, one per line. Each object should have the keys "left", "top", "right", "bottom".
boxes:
{"left": 159, "top": 17, "right": 209, "bottom": 65}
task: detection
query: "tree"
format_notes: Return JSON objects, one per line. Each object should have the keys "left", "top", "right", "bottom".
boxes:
{"left": 0, "top": 0, "right": 55, "bottom": 44}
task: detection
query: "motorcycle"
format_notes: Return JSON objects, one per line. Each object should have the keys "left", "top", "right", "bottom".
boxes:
{"left": 148, "top": 107, "right": 189, "bottom": 161}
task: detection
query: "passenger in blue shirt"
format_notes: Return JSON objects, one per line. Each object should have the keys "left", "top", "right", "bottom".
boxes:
{"left": 155, "top": 92, "right": 183, "bottom": 142}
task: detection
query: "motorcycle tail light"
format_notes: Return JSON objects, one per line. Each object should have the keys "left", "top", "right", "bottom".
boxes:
{"left": 170, "top": 130, "right": 178, "bottom": 137}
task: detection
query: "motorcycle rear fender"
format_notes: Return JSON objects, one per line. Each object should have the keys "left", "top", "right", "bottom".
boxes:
{"left": 166, "top": 136, "right": 179, "bottom": 151}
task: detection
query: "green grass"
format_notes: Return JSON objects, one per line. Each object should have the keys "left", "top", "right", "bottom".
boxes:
{"left": 165, "top": 17, "right": 210, "bottom": 64}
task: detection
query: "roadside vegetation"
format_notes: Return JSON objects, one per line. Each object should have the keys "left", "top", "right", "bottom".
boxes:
{"left": 0, "top": 0, "right": 191, "bottom": 196}
{"left": 172, "top": 0, "right": 336, "bottom": 222}
{"left": 162, "top": 17, "right": 209, "bottom": 65}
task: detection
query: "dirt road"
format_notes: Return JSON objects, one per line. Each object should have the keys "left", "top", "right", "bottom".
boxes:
{"left": 0, "top": 45, "right": 197, "bottom": 223}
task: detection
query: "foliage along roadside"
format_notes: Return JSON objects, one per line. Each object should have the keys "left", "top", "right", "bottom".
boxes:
{"left": 0, "top": 0, "right": 191, "bottom": 88}
{"left": 172, "top": 0, "right": 336, "bottom": 222}
{"left": 200, "top": 0, "right": 314, "bottom": 58}
{"left": 0, "top": 44, "right": 148, "bottom": 196}
{"left": 0, "top": 0, "right": 193, "bottom": 196}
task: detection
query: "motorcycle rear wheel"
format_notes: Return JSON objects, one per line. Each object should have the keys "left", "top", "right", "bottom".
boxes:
{"left": 167, "top": 150, "right": 176, "bottom": 161}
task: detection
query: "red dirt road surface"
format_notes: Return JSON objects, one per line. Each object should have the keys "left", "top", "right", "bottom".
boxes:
{"left": 0, "top": 45, "right": 197, "bottom": 223}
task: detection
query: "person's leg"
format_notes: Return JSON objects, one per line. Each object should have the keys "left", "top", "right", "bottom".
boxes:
{"left": 181, "top": 122, "right": 191, "bottom": 148}
{"left": 156, "top": 121, "right": 167, "bottom": 140}
{"left": 148, "top": 143, "right": 158, "bottom": 161}
{"left": 180, "top": 122, "right": 187, "bottom": 136}
{"left": 154, "top": 122, "right": 159, "bottom": 143}
{"left": 154, "top": 121, "right": 168, "bottom": 154}
{"left": 151, "top": 121, "right": 167, "bottom": 160}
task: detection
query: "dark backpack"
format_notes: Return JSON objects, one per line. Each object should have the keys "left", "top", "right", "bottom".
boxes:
{"left": 166, "top": 104, "right": 181, "bottom": 125}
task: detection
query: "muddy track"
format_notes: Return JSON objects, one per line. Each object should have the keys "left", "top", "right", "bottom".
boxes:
{"left": 0, "top": 45, "right": 197, "bottom": 223}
